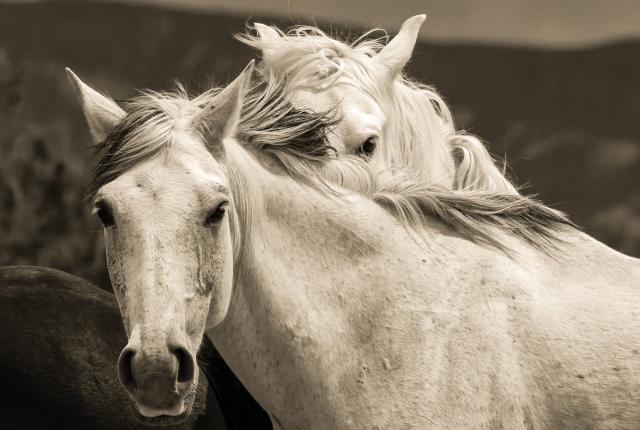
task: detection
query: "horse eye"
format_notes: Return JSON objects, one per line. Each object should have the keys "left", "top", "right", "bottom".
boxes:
{"left": 356, "top": 136, "right": 378, "bottom": 157}
{"left": 94, "top": 202, "right": 115, "bottom": 228}
{"left": 204, "top": 202, "right": 228, "bottom": 226}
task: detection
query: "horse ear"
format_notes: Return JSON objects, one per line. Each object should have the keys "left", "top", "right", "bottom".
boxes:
{"left": 254, "top": 23, "right": 280, "bottom": 65}
{"left": 65, "top": 68, "right": 125, "bottom": 143}
{"left": 375, "top": 14, "right": 426, "bottom": 79}
{"left": 197, "top": 60, "right": 255, "bottom": 148}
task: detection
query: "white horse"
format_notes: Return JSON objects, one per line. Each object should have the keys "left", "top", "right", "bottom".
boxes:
{"left": 239, "top": 15, "right": 519, "bottom": 194}
{"left": 67, "top": 64, "right": 640, "bottom": 429}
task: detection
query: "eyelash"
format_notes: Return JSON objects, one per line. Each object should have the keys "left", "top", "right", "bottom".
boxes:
{"left": 356, "top": 136, "right": 378, "bottom": 157}
{"left": 94, "top": 202, "right": 115, "bottom": 227}
{"left": 204, "top": 201, "right": 229, "bottom": 226}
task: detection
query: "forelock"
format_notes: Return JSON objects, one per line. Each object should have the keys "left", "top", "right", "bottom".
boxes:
{"left": 238, "top": 24, "right": 389, "bottom": 93}
{"left": 85, "top": 79, "right": 338, "bottom": 200}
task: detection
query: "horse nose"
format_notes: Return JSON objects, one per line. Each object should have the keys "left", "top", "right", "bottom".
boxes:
{"left": 172, "top": 345, "right": 195, "bottom": 383}
{"left": 117, "top": 343, "right": 195, "bottom": 394}
{"left": 117, "top": 346, "right": 137, "bottom": 392}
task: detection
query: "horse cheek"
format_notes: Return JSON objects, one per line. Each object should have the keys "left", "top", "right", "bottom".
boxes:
{"left": 104, "top": 232, "right": 130, "bottom": 331}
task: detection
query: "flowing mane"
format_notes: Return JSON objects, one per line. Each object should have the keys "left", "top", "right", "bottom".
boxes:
{"left": 86, "top": 76, "right": 574, "bottom": 255}
{"left": 86, "top": 79, "right": 337, "bottom": 199}
{"left": 237, "top": 24, "right": 518, "bottom": 194}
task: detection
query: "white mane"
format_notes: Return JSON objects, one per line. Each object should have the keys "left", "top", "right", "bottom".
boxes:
{"left": 88, "top": 77, "right": 574, "bottom": 257}
{"left": 237, "top": 24, "right": 518, "bottom": 193}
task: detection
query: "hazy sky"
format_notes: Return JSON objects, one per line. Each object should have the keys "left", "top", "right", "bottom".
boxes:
{"left": 109, "top": 0, "right": 640, "bottom": 47}
{"left": 6, "top": 0, "right": 639, "bottom": 46}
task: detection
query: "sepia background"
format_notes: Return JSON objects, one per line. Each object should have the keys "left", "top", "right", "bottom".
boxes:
{"left": 1, "top": 0, "right": 639, "bottom": 289}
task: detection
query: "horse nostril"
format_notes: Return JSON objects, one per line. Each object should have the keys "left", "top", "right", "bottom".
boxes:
{"left": 117, "top": 348, "right": 137, "bottom": 392}
{"left": 172, "top": 346, "right": 195, "bottom": 383}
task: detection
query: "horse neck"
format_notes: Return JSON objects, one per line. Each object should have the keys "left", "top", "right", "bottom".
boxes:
{"left": 392, "top": 80, "right": 523, "bottom": 194}
{"left": 208, "top": 144, "right": 640, "bottom": 427}
{"left": 207, "top": 142, "right": 508, "bottom": 425}
{"left": 382, "top": 80, "right": 456, "bottom": 187}
{"left": 209, "top": 143, "right": 640, "bottom": 426}
{"left": 223, "top": 143, "right": 423, "bottom": 319}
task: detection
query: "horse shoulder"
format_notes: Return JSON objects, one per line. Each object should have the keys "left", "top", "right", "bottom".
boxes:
{"left": 506, "top": 232, "right": 640, "bottom": 427}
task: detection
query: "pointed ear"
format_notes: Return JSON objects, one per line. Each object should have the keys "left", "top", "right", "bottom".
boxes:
{"left": 196, "top": 60, "right": 255, "bottom": 149}
{"left": 65, "top": 68, "right": 125, "bottom": 143}
{"left": 254, "top": 23, "right": 280, "bottom": 66}
{"left": 375, "top": 14, "right": 426, "bottom": 79}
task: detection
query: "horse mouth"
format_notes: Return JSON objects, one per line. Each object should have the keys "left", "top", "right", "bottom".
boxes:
{"left": 131, "top": 382, "right": 198, "bottom": 426}
{"left": 133, "top": 408, "right": 191, "bottom": 426}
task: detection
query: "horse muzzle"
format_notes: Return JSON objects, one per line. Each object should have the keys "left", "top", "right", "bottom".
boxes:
{"left": 117, "top": 342, "right": 198, "bottom": 419}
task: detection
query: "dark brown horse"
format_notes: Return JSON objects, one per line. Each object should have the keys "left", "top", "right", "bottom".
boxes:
{"left": 0, "top": 266, "right": 271, "bottom": 429}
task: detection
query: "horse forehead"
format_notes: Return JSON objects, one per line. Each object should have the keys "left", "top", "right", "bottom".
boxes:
{"left": 340, "top": 89, "right": 385, "bottom": 130}
{"left": 329, "top": 84, "right": 386, "bottom": 139}
{"left": 292, "top": 83, "right": 382, "bottom": 119}
{"left": 148, "top": 149, "right": 227, "bottom": 198}
{"left": 290, "top": 87, "right": 337, "bottom": 112}
{"left": 167, "top": 131, "right": 214, "bottom": 161}
{"left": 168, "top": 136, "right": 223, "bottom": 177}
{"left": 101, "top": 148, "right": 225, "bottom": 205}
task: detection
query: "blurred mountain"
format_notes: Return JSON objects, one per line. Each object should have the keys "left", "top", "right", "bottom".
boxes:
{"left": 1, "top": 0, "right": 639, "bottom": 287}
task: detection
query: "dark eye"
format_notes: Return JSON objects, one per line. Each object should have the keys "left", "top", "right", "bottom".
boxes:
{"left": 204, "top": 202, "right": 228, "bottom": 226}
{"left": 94, "top": 201, "right": 115, "bottom": 228}
{"left": 356, "top": 136, "right": 378, "bottom": 157}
